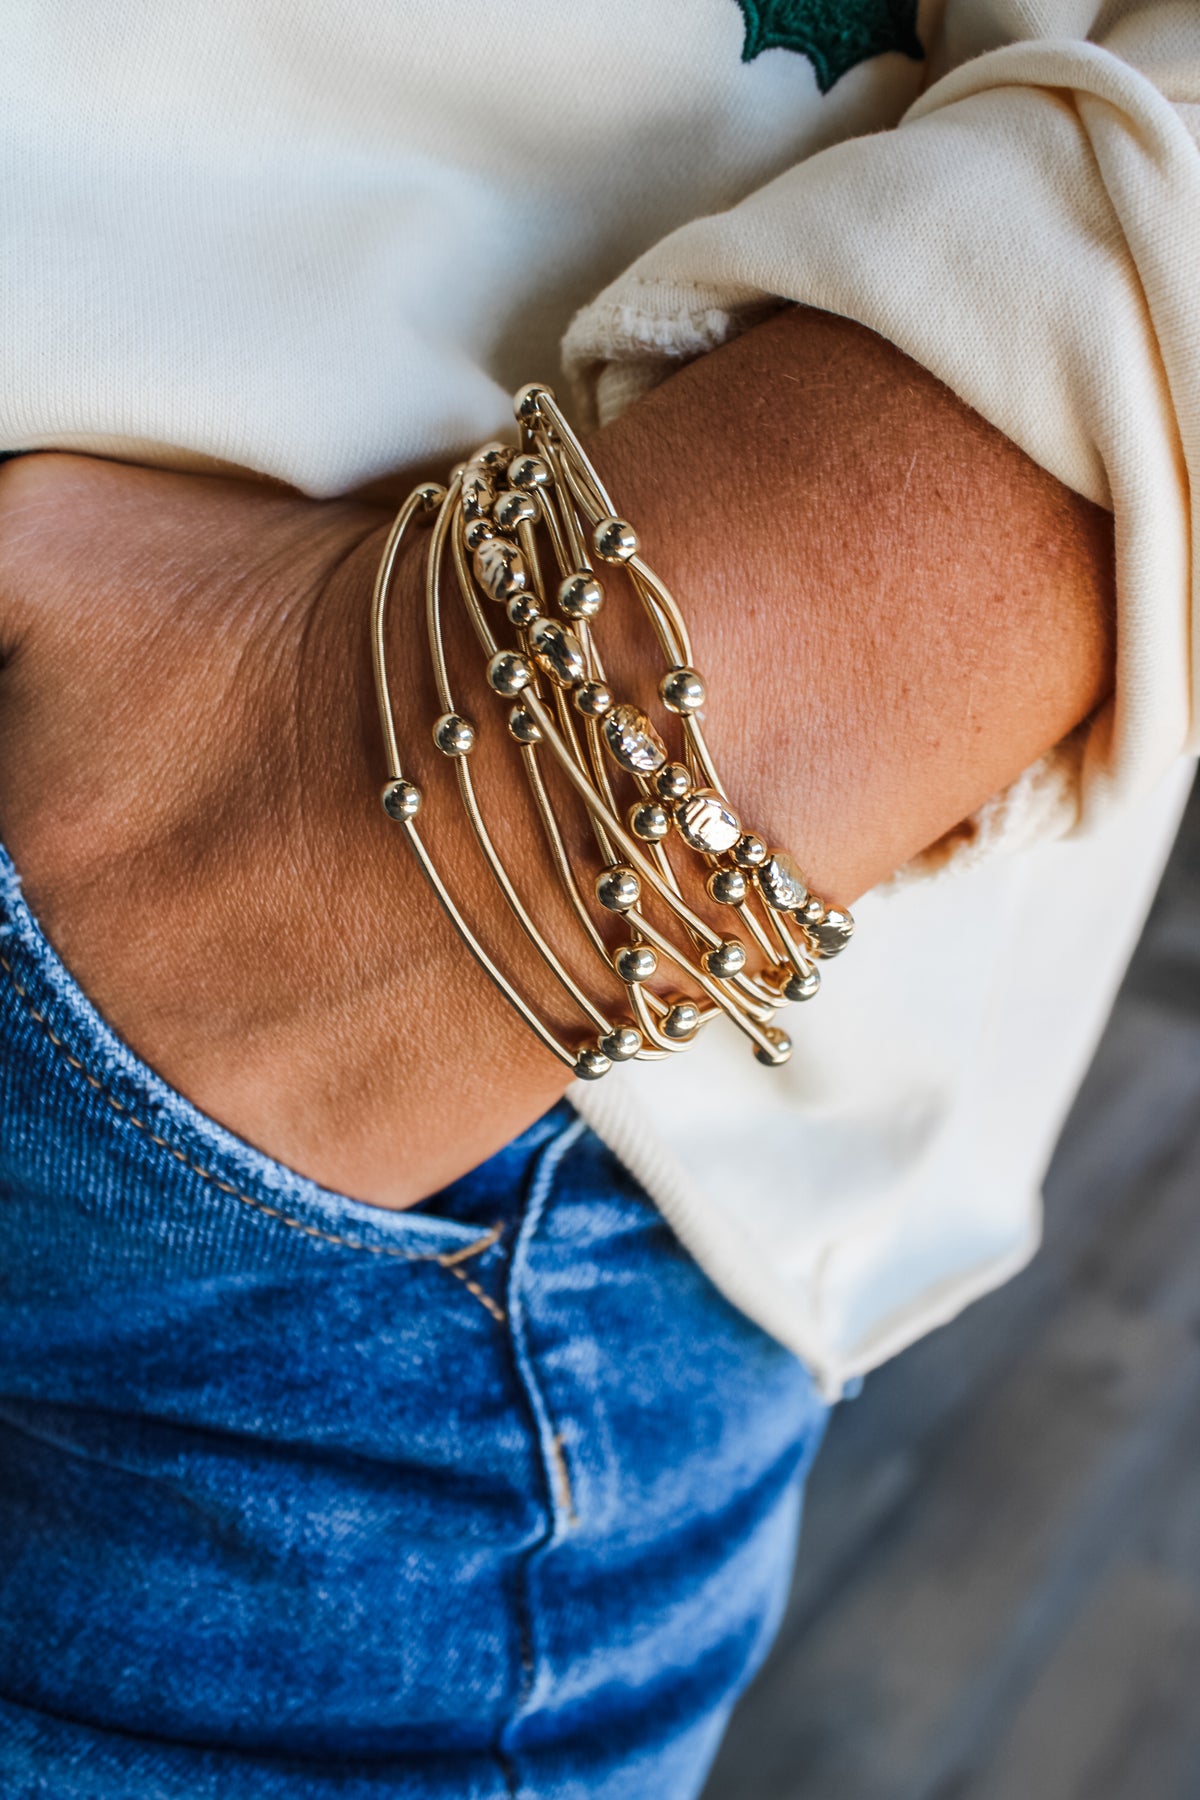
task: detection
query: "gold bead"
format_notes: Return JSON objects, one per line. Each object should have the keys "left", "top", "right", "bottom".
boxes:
{"left": 487, "top": 651, "right": 532, "bottom": 696}
{"left": 507, "top": 704, "right": 542, "bottom": 745}
{"left": 461, "top": 469, "right": 493, "bottom": 521}
{"left": 574, "top": 681, "right": 612, "bottom": 718}
{"left": 603, "top": 705, "right": 667, "bottom": 775}
{"left": 629, "top": 802, "right": 670, "bottom": 842}
{"left": 529, "top": 618, "right": 586, "bottom": 687}
{"left": 463, "top": 516, "right": 494, "bottom": 552}
{"left": 493, "top": 489, "right": 537, "bottom": 531}
{"left": 594, "top": 517, "right": 638, "bottom": 563}
{"left": 596, "top": 866, "right": 640, "bottom": 912}
{"left": 757, "top": 851, "right": 808, "bottom": 912}
{"left": 574, "top": 1045, "right": 612, "bottom": 1081}
{"left": 703, "top": 940, "right": 746, "bottom": 979}
{"left": 662, "top": 1001, "right": 700, "bottom": 1041}
{"left": 414, "top": 482, "right": 446, "bottom": 517}
{"left": 615, "top": 944, "right": 657, "bottom": 983}
{"left": 478, "top": 441, "right": 513, "bottom": 472}
{"left": 432, "top": 713, "right": 476, "bottom": 757}
{"left": 785, "top": 969, "right": 820, "bottom": 1002}
{"left": 600, "top": 1025, "right": 642, "bottom": 1062}
{"left": 733, "top": 833, "right": 768, "bottom": 869}
{"left": 675, "top": 789, "right": 741, "bottom": 855}
{"left": 381, "top": 778, "right": 422, "bottom": 820}
{"left": 655, "top": 763, "right": 691, "bottom": 802}
{"left": 753, "top": 1027, "right": 793, "bottom": 1067}
{"left": 474, "top": 537, "right": 527, "bottom": 602}
{"left": 558, "top": 572, "right": 604, "bottom": 620}
{"left": 506, "top": 594, "right": 541, "bottom": 628}
{"left": 515, "top": 382, "right": 554, "bottom": 422}
{"left": 508, "top": 454, "right": 551, "bottom": 490}
{"left": 806, "top": 907, "right": 855, "bottom": 958}
{"left": 659, "top": 667, "right": 705, "bottom": 714}
{"left": 707, "top": 867, "right": 747, "bottom": 907}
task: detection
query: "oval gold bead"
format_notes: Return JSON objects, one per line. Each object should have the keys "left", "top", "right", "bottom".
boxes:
{"left": 602, "top": 704, "right": 667, "bottom": 775}
{"left": 757, "top": 851, "right": 809, "bottom": 912}
{"left": 675, "top": 788, "right": 741, "bottom": 856}
{"left": 529, "top": 618, "right": 586, "bottom": 687}
{"left": 806, "top": 907, "right": 855, "bottom": 958}
{"left": 473, "top": 537, "right": 527, "bottom": 602}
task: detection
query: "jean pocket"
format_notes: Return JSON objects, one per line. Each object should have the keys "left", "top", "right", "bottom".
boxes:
{"left": 0, "top": 842, "right": 499, "bottom": 1278}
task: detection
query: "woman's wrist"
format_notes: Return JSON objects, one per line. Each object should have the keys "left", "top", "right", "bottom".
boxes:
{"left": 356, "top": 310, "right": 1117, "bottom": 1094}
{"left": 0, "top": 306, "right": 1120, "bottom": 1202}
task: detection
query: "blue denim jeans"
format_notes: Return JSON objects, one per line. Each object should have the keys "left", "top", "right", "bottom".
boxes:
{"left": 0, "top": 845, "right": 829, "bottom": 1799}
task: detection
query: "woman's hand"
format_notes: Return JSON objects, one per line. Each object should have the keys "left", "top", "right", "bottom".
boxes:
{"left": 0, "top": 454, "right": 577, "bottom": 1206}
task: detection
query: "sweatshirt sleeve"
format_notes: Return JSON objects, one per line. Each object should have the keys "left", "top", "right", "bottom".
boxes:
{"left": 562, "top": 2, "right": 1200, "bottom": 881}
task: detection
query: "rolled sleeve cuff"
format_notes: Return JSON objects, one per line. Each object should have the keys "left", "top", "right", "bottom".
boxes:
{"left": 564, "top": 39, "right": 1200, "bottom": 881}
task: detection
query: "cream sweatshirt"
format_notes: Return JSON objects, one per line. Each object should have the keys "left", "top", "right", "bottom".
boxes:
{"left": 3, "top": 0, "right": 1197, "bottom": 1392}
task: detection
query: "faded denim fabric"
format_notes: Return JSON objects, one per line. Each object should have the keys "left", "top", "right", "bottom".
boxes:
{"left": 0, "top": 844, "right": 829, "bottom": 1799}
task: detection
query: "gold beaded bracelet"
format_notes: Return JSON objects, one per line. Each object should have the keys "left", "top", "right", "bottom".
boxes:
{"left": 371, "top": 382, "right": 853, "bottom": 1082}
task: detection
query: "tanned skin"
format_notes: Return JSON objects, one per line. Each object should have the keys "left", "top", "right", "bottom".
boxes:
{"left": 0, "top": 309, "right": 1114, "bottom": 1206}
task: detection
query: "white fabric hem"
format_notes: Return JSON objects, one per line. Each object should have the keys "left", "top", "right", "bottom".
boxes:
{"left": 569, "top": 1075, "right": 1043, "bottom": 1402}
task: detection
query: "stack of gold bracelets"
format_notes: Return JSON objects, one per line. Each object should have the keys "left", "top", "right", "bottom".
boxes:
{"left": 371, "top": 382, "right": 854, "bottom": 1082}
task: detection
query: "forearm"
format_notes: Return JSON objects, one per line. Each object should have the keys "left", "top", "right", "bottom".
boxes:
{"left": 358, "top": 305, "right": 1116, "bottom": 1187}
{"left": 588, "top": 306, "right": 1116, "bottom": 904}
{"left": 0, "top": 310, "right": 1117, "bottom": 1208}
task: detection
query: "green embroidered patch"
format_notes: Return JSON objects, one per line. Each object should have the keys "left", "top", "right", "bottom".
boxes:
{"left": 734, "top": 0, "right": 923, "bottom": 93}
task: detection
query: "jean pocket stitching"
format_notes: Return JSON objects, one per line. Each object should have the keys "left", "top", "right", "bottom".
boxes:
{"left": 0, "top": 947, "right": 507, "bottom": 1321}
